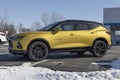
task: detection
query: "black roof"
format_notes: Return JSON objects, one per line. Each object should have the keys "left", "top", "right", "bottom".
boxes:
{"left": 62, "top": 20, "right": 103, "bottom": 25}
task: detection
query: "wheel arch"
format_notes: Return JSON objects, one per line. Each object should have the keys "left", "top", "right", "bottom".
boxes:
{"left": 92, "top": 38, "right": 108, "bottom": 46}
{"left": 27, "top": 38, "right": 50, "bottom": 52}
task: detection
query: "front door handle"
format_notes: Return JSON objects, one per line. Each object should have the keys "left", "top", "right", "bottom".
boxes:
{"left": 70, "top": 34, "right": 74, "bottom": 36}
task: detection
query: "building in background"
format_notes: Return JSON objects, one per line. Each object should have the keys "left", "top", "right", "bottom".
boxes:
{"left": 104, "top": 7, "right": 120, "bottom": 46}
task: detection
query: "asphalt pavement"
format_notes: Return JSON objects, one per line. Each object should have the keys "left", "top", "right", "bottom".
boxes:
{"left": 0, "top": 44, "right": 120, "bottom": 72}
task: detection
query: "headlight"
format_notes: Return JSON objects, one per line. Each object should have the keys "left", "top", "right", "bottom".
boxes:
{"left": 10, "top": 35, "right": 25, "bottom": 40}
{"left": 15, "top": 35, "right": 25, "bottom": 40}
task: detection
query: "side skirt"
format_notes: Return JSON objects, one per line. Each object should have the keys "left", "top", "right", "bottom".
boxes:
{"left": 49, "top": 47, "right": 91, "bottom": 53}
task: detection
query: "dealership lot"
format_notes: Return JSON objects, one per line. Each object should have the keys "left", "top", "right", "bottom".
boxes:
{"left": 0, "top": 44, "right": 120, "bottom": 72}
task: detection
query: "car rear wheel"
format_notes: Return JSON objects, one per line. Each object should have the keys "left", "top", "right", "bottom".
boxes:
{"left": 91, "top": 40, "right": 107, "bottom": 57}
{"left": 28, "top": 42, "right": 48, "bottom": 61}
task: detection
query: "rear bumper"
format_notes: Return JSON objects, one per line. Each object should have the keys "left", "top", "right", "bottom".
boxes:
{"left": 9, "top": 49, "right": 27, "bottom": 55}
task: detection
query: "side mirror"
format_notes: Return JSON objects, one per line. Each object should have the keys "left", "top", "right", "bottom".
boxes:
{"left": 52, "top": 27, "right": 61, "bottom": 34}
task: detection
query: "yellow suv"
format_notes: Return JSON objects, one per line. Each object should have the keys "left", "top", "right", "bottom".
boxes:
{"left": 8, "top": 20, "right": 111, "bottom": 61}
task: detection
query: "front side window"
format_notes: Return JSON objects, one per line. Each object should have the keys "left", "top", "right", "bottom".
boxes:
{"left": 39, "top": 22, "right": 59, "bottom": 31}
{"left": 52, "top": 22, "right": 74, "bottom": 31}
{"left": 60, "top": 23, "right": 73, "bottom": 31}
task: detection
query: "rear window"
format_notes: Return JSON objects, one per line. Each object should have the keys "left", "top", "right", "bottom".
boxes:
{"left": 87, "top": 23, "right": 101, "bottom": 29}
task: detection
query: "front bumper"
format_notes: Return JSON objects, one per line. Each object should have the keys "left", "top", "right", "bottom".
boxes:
{"left": 9, "top": 49, "right": 27, "bottom": 55}
{"left": 8, "top": 39, "right": 27, "bottom": 55}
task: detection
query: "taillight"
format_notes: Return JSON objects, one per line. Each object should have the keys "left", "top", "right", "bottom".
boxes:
{"left": 106, "top": 31, "right": 111, "bottom": 35}
{"left": 0, "top": 34, "right": 5, "bottom": 36}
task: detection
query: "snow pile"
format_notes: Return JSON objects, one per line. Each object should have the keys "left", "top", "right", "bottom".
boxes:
{"left": 111, "top": 59, "right": 120, "bottom": 69}
{"left": 96, "top": 59, "right": 120, "bottom": 69}
{"left": 0, "top": 59, "right": 120, "bottom": 80}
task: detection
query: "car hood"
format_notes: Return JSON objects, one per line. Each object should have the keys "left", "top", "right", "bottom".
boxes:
{"left": 9, "top": 31, "right": 50, "bottom": 39}
{"left": 17, "top": 31, "right": 50, "bottom": 35}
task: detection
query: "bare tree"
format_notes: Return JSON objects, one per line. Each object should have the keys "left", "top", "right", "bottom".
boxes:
{"left": 20, "top": 27, "right": 31, "bottom": 32}
{"left": 0, "top": 16, "right": 7, "bottom": 32}
{"left": 0, "top": 16, "right": 16, "bottom": 37}
{"left": 30, "top": 12, "right": 64, "bottom": 31}
{"left": 31, "top": 22, "right": 41, "bottom": 31}
{"left": 41, "top": 12, "right": 64, "bottom": 26}
{"left": 41, "top": 13, "right": 49, "bottom": 26}
{"left": 6, "top": 24, "right": 16, "bottom": 37}
{"left": 17, "top": 23, "right": 31, "bottom": 33}
{"left": 17, "top": 23, "right": 23, "bottom": 33}
{"left": 50, "top": 12, "right": 64, "bottom": 23}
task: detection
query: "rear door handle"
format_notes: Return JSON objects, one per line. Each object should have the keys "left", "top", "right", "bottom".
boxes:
{"left": 70, "top": 34, "right": 74, "bottom": 36}
{"left": 90, "top": 32, "right": 94, "bottom": 34}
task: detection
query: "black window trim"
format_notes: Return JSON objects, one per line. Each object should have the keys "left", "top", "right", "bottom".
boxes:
{"left": 74, "top": 22, "right": 91, "bottom": 31}
{"left": 49, "top": 21, "right": 76, "bottom": 31}
{"left": 47, "top": 20, "right": 102, "bottom": 31}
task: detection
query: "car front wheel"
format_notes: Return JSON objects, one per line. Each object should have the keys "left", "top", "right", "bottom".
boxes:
{"left": 91, "top": 40, "right": 107, "bottom": 57}
{"left": 28, "top": 42, "right": 48, "bottom": 61}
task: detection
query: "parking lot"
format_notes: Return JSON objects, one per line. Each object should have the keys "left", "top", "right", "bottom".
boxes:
{"left": 0, "top": 43, "right": 120, "bottom": 72}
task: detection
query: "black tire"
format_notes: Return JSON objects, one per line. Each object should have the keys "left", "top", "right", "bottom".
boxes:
{"left": 28, "top": 42, "right": 48, "bottom": 61}
{"left": 24, "top": 54, "right": 28, "bottom": 57}
{"left": 91, "top": 40, "right": 107, "bottom": 57}
{"left": 77, "top": 51, "right": 85, "bottom": 55}
{"left": 0, "top": 39, "right": 2, "bottom": 44}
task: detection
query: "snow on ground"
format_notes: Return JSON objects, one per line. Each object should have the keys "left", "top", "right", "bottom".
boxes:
{"left": 0, "top": 59, "right": 120, "bottom": 80}
{"left": 95, "top": 58, "right": 120, "bottom": 70}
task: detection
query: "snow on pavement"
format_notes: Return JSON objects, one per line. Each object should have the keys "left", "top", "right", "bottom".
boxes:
{"left": 94, "top": 58, "right": 120, "bottom": 70}
{"left": 0, "top": 59, "right": 120, "bottom": 80}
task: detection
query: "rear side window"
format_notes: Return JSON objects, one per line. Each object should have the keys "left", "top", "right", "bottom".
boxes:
{"left": 75, "top": 23, "right": 90, "bottom": 30}
{"left": 87, "top": 23, "right": 100, "bottom": 29}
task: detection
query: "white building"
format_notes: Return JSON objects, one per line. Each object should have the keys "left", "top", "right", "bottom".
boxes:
{"left": 104, "top": 7, "right": 120, "bottom": 46}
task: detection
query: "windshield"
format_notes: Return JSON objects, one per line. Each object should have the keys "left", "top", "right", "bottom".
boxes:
{"left": 39, "top": 22, "right": 59, "bottom": 31}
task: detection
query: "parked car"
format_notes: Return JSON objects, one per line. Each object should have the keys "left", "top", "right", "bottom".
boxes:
{"left": 0, "top": 32, "right": 7, "bottom": 44}
{"left": 8, "top": 20, "right": 111, "bottom": 61}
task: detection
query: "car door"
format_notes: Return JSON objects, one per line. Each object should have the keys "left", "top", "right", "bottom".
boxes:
{"left": 51, "top": 22, "right": 77, "bottom": 49}
{"left": 75, "top": 22, "right": 94, "bottom": 47}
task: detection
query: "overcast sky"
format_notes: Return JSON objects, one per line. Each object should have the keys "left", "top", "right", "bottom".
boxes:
{"left": 0, "top": 0, "right": 119, "bottom": 27}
